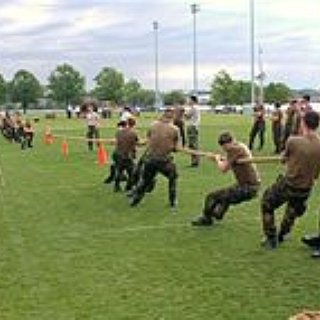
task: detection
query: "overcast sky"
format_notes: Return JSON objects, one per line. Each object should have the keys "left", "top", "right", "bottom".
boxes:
{"left": 0, "top": 0, "right": 319, "bottom": 91}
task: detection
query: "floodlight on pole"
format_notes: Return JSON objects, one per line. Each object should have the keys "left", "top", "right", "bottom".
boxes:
{"left": 191, "top": 3, "right": 200, "bottom": 97}
{"left": 250, "top": 0, "right": 255, "bottom": 108}
{"left": 153, "top": 20, "right": 160, "bottom": 110}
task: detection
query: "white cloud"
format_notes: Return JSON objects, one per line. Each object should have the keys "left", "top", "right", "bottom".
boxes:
{"left": 0, "top": 0, "right": 319, "bottom": 90}
{"left": 260, "top": 0, "right": 318, "bottom": 20}
{"left": 0, "top": 0, "right": 59, "bottom": 32}
{"left": 66, "top": 6, "right": 130, "bottom": 36}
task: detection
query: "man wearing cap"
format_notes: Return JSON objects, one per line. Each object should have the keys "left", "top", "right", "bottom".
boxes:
{"left": 129, "top": 108, "right": 179, "bottom": 209}
{"left": 261, "top": 110, "right": 320, "bottom": 250}
{"left": 192, "top": 132, "right": 260, "bottom": 226}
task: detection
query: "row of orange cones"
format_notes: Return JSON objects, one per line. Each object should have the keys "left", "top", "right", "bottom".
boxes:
{"left": 42, "top": 129, "right": 109, "bottom": 167}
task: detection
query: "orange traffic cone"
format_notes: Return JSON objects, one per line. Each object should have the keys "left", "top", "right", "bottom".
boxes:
{"left": 61, "top": 139, "right": 69, "bottom": 159}
{"left": 43, "top": 127, "right": 54, "bottom": 145}
{"left": 97, "top": 143, "right": 108, "bottom": 167}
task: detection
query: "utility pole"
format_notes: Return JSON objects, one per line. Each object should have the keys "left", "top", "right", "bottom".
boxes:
{"left": 153, "top": 21, "right": 160, "bottom": 110}
{"left": 191, "top": 3, "right": 200, "bottom": 97}
{"left": 250, "top": 0, "right": 255, "bottom": 108}
{"left": 256, "top": 46, "right": 266, "bottom": 105}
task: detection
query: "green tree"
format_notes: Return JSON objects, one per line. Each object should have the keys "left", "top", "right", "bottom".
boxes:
{"left": 210, "top": 70, "right": 235, "bottom": 106}
{"left": 93, "top": 67, "right": 124, "bottom": 103}
{"left": 231, "top": 80, "right": 252, "bottom": 105}
{"left": 0, "top": 74, "right": 7, "bottom": 105}
{"left": 138, "top": 89, "right": 155, "bottom": 109}
{"left": 264, "top": 82, "right": 292, "bottom": 104}
{"left": 10, "top": 70, "right": 42, "bottom": 114}
{"left": 123, "top": 79, "right": 142, "bottom": 106}
{"left": 163, "top": 90, "right": 186, "bottom": 105}
{"left": 48, "top": 64, "right": 86, "bottom": 107}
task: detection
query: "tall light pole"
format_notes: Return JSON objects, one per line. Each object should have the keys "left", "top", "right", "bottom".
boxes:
{"left": 257, "top": 45, "right": 266, "bottom": 105}
{"left": 250, "top": 0, "right": 255, "bottom": 108}
{"left": 191, "top": 3, "right": 200, "bottom": 97}
{"left": 153, "top": 21, "right": 160, "bottom": 110}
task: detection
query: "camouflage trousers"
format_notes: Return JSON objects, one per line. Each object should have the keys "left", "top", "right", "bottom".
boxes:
{"left": 249, "top": 121, "right": 265, "bottom": 150}
{"left": 113, "top": 152, "right": 135, "bottom": 191}
{"left": 272, "top": 124, "right": 283, "bottom": 154}
{"left": 132, "top": 155, "right": 178, "bottom": 206}
{"left": 87, "top": 125, "right": 99, "bottom": 151}
{"left": 186, "top": 125, "right": 199, "bottom": 165}
{"left": 21, "top": 132, "right": 34, "bottom": 149}
{"left": 131, "top": 150, "right": 156, "bottom": 193}
{"left": 203, "top": 184, "right": 259, "bottom": 220}
{"left": 261, "top": 175, "right": 311, "bottom": 238}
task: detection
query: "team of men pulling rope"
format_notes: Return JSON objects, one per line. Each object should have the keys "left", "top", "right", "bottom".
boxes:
{"left": 1, "top": 95, "right": 320, "bottom": 258}
{"left": 85, "top": 96, "right": 320, "bottom": 257}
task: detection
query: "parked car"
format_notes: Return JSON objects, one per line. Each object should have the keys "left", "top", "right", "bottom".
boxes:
{"left": 213, "top": 105, "right": 236, "bottom": 114}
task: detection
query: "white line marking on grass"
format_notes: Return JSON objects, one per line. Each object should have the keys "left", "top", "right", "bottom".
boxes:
{"left": 108, "top": 223, "right": 188, "bottom": 234}
{"left": 0, "top": 163, "right": 6, "bottom": 187}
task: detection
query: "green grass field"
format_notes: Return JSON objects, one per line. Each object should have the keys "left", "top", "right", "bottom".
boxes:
{"left": 1, "top": 113, "right": 320, "bottom": 320}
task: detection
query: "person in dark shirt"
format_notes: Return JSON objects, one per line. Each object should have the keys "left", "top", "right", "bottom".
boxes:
{"left": 283, "top": 100, "right": 301, "bottom": 148}
{"left": 103, "top": 120, "right": 127, "bottom": 185}
{"left": 113, "top": 117, "right": 138, "bottom": 192}
{"left": 173, "top": 103, "right": 186, "bottom": 147}
{"left": 248, "top": 104, "right": 265, "bottom": 151}
{"left": 192, "top": 132, "right": 260, "bottom": 226}
{"left": 261, "top": 111, "right": 320, "bottom": 250}
{"left": 21, "top": 120, "right": 34, "bottom": 149}
{"left": 271, "top": 102, "right": 283, "bottom": 154}
{"left": 129, "top": 108, "right": 179, "bottom": 209}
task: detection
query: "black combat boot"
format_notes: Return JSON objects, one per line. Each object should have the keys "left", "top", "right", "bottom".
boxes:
{"left": 128, "top": 192, "right": 143, "bottom": 207}
{"left": 301, "top": 235, "right": 320, "bottom": 249}
{"left": 104, "top": 165, "right": 115, "bottom": 184}
{"left": 311, "top": 247, "right": 320, "bottom": 258}
{"left": 261, "top": 236, "right": 277, "bottom": 250}
{"left": 191, "top": 215, "right": 213, "bottom": 226}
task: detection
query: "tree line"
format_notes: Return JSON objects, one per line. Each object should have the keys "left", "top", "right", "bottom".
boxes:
{"left": 0, "top": 64, "right": 298, "bottom": 113}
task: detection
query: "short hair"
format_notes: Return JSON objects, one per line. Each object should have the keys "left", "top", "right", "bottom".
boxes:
{"left": 162, "top": 107, "right": 174, "bottom": 119}
{"left": 117, "top": 120, "right": 127, "bottom": 128}
{"left": 303, "top": 94, "right": 311, "bottom": 102}
{"left": 127, "top": 117, "right": 136, "bottom": 128}
{"left": 274, "top": 102, "right": 281, "bottom": 109}
{"left": 218, "top": 132, "right": 233, "bottom": 145}
{"left": 190, "top": 95, "right": 198, "bottom": 103}
{"left": 303, "top": 111, "right": 319, "bottom": 130}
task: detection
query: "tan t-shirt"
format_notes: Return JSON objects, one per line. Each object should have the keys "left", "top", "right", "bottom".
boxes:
{"left": 227, "top": 142, "right": 260, "bottom": 186}
{"left": 147, "top": 120, "right": 179, "bottom": 158}
{"left": 285, "top": 108, "right": 301, "bottom": 136}
{"left": 185, "top": 105, "right": 201, "bottom": 127}
{"left": 174, "top": 106, "right": 185, "bottom": 122}
{"left": 115, "top": 128, "right": 138, "bottom": 158}
{"left": 284, "top": 133, "right": 320, "bottom": 189}
{"left": 86, "top": 111, "right": 99, "bottom": 127}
